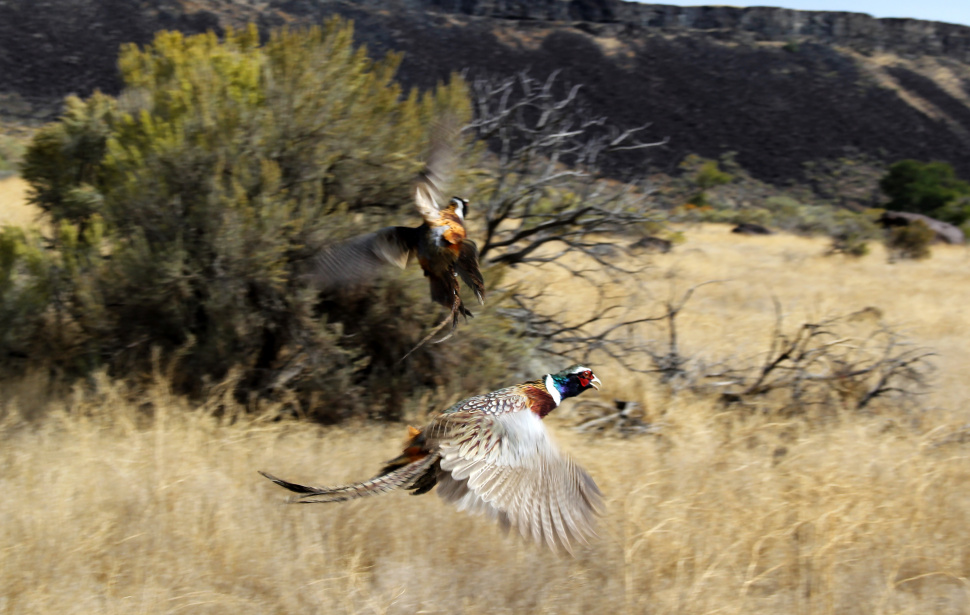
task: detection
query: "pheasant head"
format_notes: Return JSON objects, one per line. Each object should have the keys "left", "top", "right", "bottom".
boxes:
{"left": 445, "top": 196, "right": 468, "bottom": 222}
{"left": 544, "top": 364, "right": 601, "bottom": 406}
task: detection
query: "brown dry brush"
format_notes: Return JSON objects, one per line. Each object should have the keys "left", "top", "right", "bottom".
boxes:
{"left": 693, "top": 300, "right": 935, "bottom": 415}
{"left": 886, "top": 219, "right": 935, "bottom": 261}
{"left": 500, "top": 285, "right": 664, "bottom": 374}
{"left": 511, "top": 282, "right": 935, "bottom": 433}
{"left": 504, "top": 282, "right": 721, "bottom": 379}
{"left": 466, "top": 70, "right": 667, "bottom": 272}
{"left": 467, "top": 69, "right": 677, "bottom": 381}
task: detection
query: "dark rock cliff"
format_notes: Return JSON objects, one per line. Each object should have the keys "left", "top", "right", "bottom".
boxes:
{"left": 424, "top": 1, "right": 970, "bottom": 62}
{"left": 3, "top": 0, "right": 970, "bottom": 182}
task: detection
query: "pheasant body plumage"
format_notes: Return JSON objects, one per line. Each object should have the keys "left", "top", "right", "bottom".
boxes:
{"left": 261, "top": 365, "right": 603, "bottom": 553}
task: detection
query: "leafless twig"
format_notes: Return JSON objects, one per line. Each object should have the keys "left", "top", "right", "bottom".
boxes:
{"left": 466, "top": 71, "right": 667, "bottom": 269}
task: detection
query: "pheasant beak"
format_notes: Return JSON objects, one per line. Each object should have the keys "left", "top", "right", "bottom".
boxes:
{"left": 590, "top": 375, "right": 602, "bottom": 390}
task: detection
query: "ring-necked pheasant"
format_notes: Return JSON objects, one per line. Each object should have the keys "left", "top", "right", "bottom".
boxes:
{"left": 305, "top": 119, "right": 485, "bottom": 332}
{"left": 260, "top": 365, "right": 603, "bottom": 553}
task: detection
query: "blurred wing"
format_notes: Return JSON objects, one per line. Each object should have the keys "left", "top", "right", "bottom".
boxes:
{"left": 414, "top": 117, "right": 459, "bottom": 224}
{"left": 305, "top": 226, "right": 419, "bottom": 290}
{"left": 456, "top": 240, "right": 485, "bottom": 305}
{"left": 430, "top": 410, "right": 602, "bottom": 553}
{"left": 413, "top": 181, "right": 442, "bottom": 224}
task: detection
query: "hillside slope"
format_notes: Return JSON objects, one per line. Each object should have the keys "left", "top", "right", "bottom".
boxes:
{"left": 3, "top": 0, "right": 970, "bottom": 182}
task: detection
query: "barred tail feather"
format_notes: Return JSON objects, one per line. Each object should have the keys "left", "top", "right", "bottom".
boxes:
{"left": 259, "top": 454, "right": 439, "bottom": 503}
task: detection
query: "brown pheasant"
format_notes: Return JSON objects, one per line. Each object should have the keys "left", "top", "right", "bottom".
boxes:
{"left": 305, "top": 119, "right": 484, "bottom": 329}
{"left": 260, "top": 365, "right": 603, "bottom": 553}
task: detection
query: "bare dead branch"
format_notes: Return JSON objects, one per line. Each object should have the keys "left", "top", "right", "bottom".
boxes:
{"left": 466, "top": 71, "right": 665, "bottom": 269}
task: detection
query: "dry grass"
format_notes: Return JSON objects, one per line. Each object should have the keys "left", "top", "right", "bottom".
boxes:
{"left": 2, "top": 222, "right": 970, "bottom": 614}
{"left": 507, "top": 226, "right": 970, "bottom": 411}
{"left": 0, "top": 176, "right": 38, "bottom": 228}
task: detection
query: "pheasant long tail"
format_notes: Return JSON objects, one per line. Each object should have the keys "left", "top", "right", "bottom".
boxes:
{"left": 397, "top": 292, "right": 467, "bottom": 363}
{"left": 259, "top": 454, "right": 439, "bottom": 503}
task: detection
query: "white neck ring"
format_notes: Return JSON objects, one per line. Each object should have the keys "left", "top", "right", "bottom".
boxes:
{"left": 544, "top": 374, "right": 562, "bottom": 406}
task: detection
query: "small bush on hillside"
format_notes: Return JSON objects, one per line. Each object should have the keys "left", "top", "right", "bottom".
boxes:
{"left": 827, "top": 209, "right": 880, "bottom": 257}
{"left": 678, "top": 155, "right": 733, "bottom": 210}
{"left": 4, "top": 21, "right": 529, "bottom": 420}
{"left": 828, "top": 231, "right": 870, "bottom": 257}
{"left": 0, "top": 227, "right": 55, "bottom": 358}
{"left": 933, "top": 194, "right": 970, "bottom": 227}
{"left": 880, "top": 159, "right": 970, "bottom": 225}
{"left": 886, "top": 220, "right": 934, "bottom": 261}
{"left": 0, "top": 135, "right": 24, "bottom": 177}
{"left": 695, "top": 159, "right": 733, "bottom": 189}
{"left": 731, "top": 206, "right": 773, "bottom": 227}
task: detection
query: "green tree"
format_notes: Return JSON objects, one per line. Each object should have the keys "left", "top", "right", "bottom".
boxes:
{"left": 879, "top": 159, "right": 970, "bottom": 224}
{"left": 9, "top": 21, "right": 524, "bottom": 419}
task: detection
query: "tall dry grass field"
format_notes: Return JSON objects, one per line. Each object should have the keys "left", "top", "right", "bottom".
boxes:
{"left": 2, "top": 217, "right": 970, "bottom": 614}
{"left": 0, "top": 176, "right": 37, "bottom": 228}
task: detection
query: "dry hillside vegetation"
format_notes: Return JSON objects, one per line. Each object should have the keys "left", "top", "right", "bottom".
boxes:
{"left": 2, "top": 223, "right": 970, "bottom": 614}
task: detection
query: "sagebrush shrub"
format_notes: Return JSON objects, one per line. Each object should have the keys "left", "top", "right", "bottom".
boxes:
{"left": 5, "top": 20, "right": 529, "bottom": 420}
{"left": 0, "top": 135, "right": 24, "bottom": 176}
{"left": 886, "top": 220, "right": 934, "bottom": 261}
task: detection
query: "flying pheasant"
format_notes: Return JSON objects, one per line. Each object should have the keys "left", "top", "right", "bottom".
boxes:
{"left": 260, "top": 365, "right": 604, "bottom": 553}
{"left": 305, "top": 119, "right": 485, "bottom": 329}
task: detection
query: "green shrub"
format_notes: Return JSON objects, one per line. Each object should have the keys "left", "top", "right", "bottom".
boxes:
{"left": 828, "top": 232, "right": 870, "bottom": 257}
{"left": 7, "top": 21, "right": 528, "bottom": 420}
{"left": 732, "top": 207, "right": 773, "bottom": 227}
{"left": 676, "top": 155, "right": 733, "bottom": 210}
{"left": 763, "top": 196, "right": 808, "bottom": 231}
{"left": 695, "top": 159, "right": 733, "bottom": 190}
{"left": 934, "top": 194, "right": 970, "bottom": 227}
{"left": 827, "top": 209, "right": 879, "bottom": 257}
{"left": 886, "top": 220, "right": 934, "bottom": 261}
{"left": 880, "top": 159, "right": 970, "bottom": 224}
{"left": 0, "top": 135, "right": 24, "bottom": 176}
{"left": 0, "top": 226, "right": 55, "bottom": 357}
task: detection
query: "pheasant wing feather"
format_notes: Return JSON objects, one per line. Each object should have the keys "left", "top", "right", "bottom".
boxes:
{"left": 430, "top": 410, "right": 602, "bottom": 553}
{"left": 456, "top": 240, "right": 485, "bottom": 305}
{"left": 414, "top": 117, "right": 459, "bottom": 224}
{"left": 305, "top": 226, "right": 419, "bottom": 290}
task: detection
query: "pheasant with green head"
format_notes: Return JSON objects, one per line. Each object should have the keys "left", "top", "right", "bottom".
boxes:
{"left": 260, "top": 365, "right": 603, "bottom": 553}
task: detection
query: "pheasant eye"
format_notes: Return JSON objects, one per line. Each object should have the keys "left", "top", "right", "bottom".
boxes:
{"left": 574, "top": 370, "right": 595, "bottom": 388}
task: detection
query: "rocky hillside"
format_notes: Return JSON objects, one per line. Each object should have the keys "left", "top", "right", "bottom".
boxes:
{"left": 4, "top": 0, "right": 970, "bottom": 183}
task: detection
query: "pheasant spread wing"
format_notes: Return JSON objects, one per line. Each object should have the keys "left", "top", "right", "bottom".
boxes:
{"left": 413, "top": 182, "right": 443, "bottom": 224}
{"left": 413, "top": 118, "right": 459, "bottom": 224}
{"left": 305, "top": 226, "right": 419, "bottom": 290}
{"left": 428, "top": 410, "right": 602, "bottom": 553}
